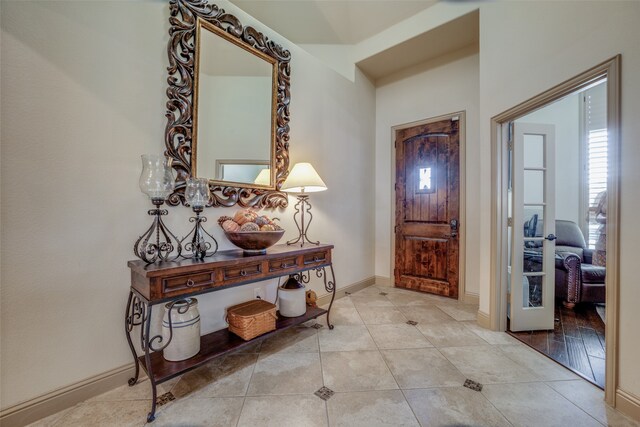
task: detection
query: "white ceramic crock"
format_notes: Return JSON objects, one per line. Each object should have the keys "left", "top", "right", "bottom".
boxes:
{"left": 162, "top": 298, "right": 200, "bottom": 361}
{"left": 278, "top": 285, "right": 307, "bottom": 317}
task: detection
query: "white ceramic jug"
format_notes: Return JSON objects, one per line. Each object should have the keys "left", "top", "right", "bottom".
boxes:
{"left": 162, "top": 298, "right": 200, "bottom": 361}
{"left": 279, "top": 285, "right": 307, "bottom": 317}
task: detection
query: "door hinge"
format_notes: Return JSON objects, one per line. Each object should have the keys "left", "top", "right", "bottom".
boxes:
{"left": 507, "top": 217, "right": 513, "bottom": 227}
{"left": 394, "top": 225, "right": 399, "bottom": 234}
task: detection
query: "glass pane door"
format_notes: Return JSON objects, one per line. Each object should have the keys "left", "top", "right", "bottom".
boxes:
{"left": 510, "top": 123, "right": 556, "bottom": 331}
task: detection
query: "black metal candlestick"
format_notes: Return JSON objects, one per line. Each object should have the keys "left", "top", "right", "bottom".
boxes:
{"left": 286, "top": 194, "right": 320, "bottom": 246}
{"left": 134, "top": 198, "right": 182, "bottom": 263}
{"left": 179, "top": 206, "right": 218, "bottom": 260}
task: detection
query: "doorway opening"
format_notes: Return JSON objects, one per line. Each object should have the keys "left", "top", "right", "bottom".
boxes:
{"left": 490, "top": 56, "right": 620, "bottom": 402}
{"left": 507, "top": 78, "right": 607, "bottom": 387}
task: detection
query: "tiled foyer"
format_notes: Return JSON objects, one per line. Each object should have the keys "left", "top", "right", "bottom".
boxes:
{"left": 29, "top": 285, "right": 638, "bottom": 427}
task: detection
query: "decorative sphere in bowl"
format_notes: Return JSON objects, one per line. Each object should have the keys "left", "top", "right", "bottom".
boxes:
{"left": 224, "top": 230, "right": 285, "bottom": 255}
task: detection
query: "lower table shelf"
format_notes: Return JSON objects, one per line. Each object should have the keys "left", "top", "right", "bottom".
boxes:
{"left": 138, "top": 306, "right": 327, "bottom": 383}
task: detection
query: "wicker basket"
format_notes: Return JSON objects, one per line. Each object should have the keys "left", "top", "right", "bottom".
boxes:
{"left": 226, "top": 300, "right": 277, "bottom": 341}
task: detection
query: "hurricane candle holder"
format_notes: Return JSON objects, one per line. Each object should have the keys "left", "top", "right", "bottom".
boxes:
{"left": 134, "top": 154, "right": 182, "bottom": 263}
{"left": 180, "top": 178, "right": 218, "bottom": 260}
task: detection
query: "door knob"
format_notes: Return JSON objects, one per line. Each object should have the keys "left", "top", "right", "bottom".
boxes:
{"left": 450, "top": 219, "right": 459, "bottom": 238}
{"left": 545, "top": 234, "right": 557, "bottom": 241}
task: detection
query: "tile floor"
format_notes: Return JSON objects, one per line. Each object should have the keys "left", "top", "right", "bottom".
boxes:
{"left": 29, "top": 285, "right": 639, "bottom": 427}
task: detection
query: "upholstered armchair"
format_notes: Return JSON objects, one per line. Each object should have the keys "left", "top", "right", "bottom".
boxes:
{"left": 553, "top": 220, "right": 606, "bottom": 308}
{"left": 522, "top": 219, "right": 605, "bottom": 308}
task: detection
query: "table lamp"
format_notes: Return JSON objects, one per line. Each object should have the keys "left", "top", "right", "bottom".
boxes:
{"left": 281, "top": 162, "right": 327, "bottom": 246}
{"left": 253, "top": 168, "right": 271, "bottom": 186}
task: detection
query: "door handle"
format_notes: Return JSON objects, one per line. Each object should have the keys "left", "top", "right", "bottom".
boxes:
{"left": 545, "top": 234, "right": 557, "bottom": 241}
{"left": 450, "top": 219, "right": 458, "bottom": 238}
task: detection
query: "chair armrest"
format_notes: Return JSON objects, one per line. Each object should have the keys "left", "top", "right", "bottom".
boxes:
{"left": 583, "top": 248, "right": 594, "bottom": 264}
{"left": 557, "top": 252, "right": 581, "bottom": 303}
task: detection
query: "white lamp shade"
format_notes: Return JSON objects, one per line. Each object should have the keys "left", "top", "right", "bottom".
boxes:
{"left": 281, "top": 162, "right": 327, "bottom": 193}
{"left": 253, "top": 168, "right": 271, "bottom": 186}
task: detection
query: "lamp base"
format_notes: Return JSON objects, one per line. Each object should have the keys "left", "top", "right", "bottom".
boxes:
{"left": 286, "top": 194, "right": 320, "bottom": 247}
{"left": 134, "top": 199, "right": 182, "bottom": 264}
{"left": 179, "top": 208, "right": 218, "bottom": 260}
{"left": 286, "top": 236, "right": 321, "bottom": 246}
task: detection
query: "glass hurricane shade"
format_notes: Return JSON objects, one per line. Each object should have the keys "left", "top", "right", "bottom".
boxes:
{"left": 185, "top": 177, "right": 211, "bottom": 208}
{"left": 253, "top": 168, "right": 271, "bottom": 186}
{"left": 281, "top": 162, "right": 327, "bottom": 193}
{"left": 139, "top": 154, "right": 175, "bottom": 201}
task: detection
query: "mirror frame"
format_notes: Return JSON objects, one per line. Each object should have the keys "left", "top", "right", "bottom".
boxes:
{"left": 164, "top": 0, "right": 290, "bottom": 208}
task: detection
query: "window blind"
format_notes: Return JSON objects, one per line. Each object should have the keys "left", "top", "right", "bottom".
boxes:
{"left": 584, "top": 82, "right": 607, "bottom": 248}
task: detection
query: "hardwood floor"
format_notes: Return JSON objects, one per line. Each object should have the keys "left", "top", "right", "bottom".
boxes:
{"left": 508, "top": 302, "right": 606, "bottom": 389}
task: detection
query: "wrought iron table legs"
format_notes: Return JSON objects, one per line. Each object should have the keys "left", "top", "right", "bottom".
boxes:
{"left": 295, "top": 265, "right": 337, "bottom": 329}
{"left": 322, "top": 265, "right": 337, "bottom": 330}
{"left": 125, "top": 291, "right": 158, "bottom": 421}
{"left": 124, "top": 291, "right": 143, "bottom": 387}
{"left": 125, "top": 291, "right": 185, "bottom": 422}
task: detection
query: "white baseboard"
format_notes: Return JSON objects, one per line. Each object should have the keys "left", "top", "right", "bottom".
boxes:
{"left": 476, "top": 310, "right": 491, "bottom": 329}
{"left": 2, "top": 276, "right": 377, "bottom": 427}
{"left": 463, "top": 293, "right": 479, "bottom": 305}
{"left": 616, "top": 389, "right": 640, "bottom": 422}
{"left": 0, "top": 364, "right": 136, "bottom": 427}
{"left": 374, "top": 276, "right": 392, "bottom": 286}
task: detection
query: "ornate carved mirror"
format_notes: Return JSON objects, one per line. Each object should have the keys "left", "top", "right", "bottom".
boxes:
{"left": 165, "top": 0, "right": 290, "bottom": 208}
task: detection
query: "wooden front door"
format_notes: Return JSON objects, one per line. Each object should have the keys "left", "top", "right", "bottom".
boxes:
{"left": 394, "top": 117, "right": 460, "bottom": 298}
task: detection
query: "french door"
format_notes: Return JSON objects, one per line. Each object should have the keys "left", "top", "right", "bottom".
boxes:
{"left": 509, "top": 123, "right": 556, "bottom": 331}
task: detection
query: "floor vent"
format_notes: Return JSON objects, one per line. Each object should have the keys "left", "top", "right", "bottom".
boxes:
{"left": 463, "top": 379, "right": 483, "bottom": 392}
{"left": 314, "top": 386, "right": 335, "bottom": 401}
{"left": 379, "top": 292, "right": 388, "bottom": 296}
{"left": 311, "top": 323, "right": 324, "bottom": 329}
{"left": 156, "top": 392, "right": 176, "bottom": 407}
{"left": 406, "top": 320, "right": 418, "bottom": 326}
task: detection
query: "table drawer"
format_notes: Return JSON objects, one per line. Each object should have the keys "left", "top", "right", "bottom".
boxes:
{"left": 162, "top": 271, "right": 215, "bottom": 293}
{"left": 303, "top": 251, "right": 328, "bottom": 265}
{"left": 269, "top": 256, "right": 299, "bottom": 272}
{"left": 223, "top": 263, "right": 262, "bottom": 281}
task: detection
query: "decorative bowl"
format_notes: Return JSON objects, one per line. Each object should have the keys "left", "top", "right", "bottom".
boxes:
{"left": 224, "top": 230, "right": 285, "bottom": 255}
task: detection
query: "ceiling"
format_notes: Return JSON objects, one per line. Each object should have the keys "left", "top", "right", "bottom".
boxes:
{"left": 229, "top": 0, "right": 438, "bottom": 45}
{"left": 356, "top": 10, "right": 479, "bottom": 81}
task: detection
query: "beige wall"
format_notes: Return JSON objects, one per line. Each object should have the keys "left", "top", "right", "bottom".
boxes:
{"left": 0, "top": 0, "right": 375, "bottom": 409}
{"left": 478, "top": 0, "right": 640, "bottom": 401}
{"left": 374, "top": 46, "right": 480, "bottom": 297}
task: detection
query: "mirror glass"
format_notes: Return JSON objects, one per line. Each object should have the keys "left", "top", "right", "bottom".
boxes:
{"left": 193, "top": 20, "right": 275, "bottom": 187}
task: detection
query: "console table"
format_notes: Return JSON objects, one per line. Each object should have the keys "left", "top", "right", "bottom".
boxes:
{"left": 125, "top": 243, "right": 336, "bottom": 422}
